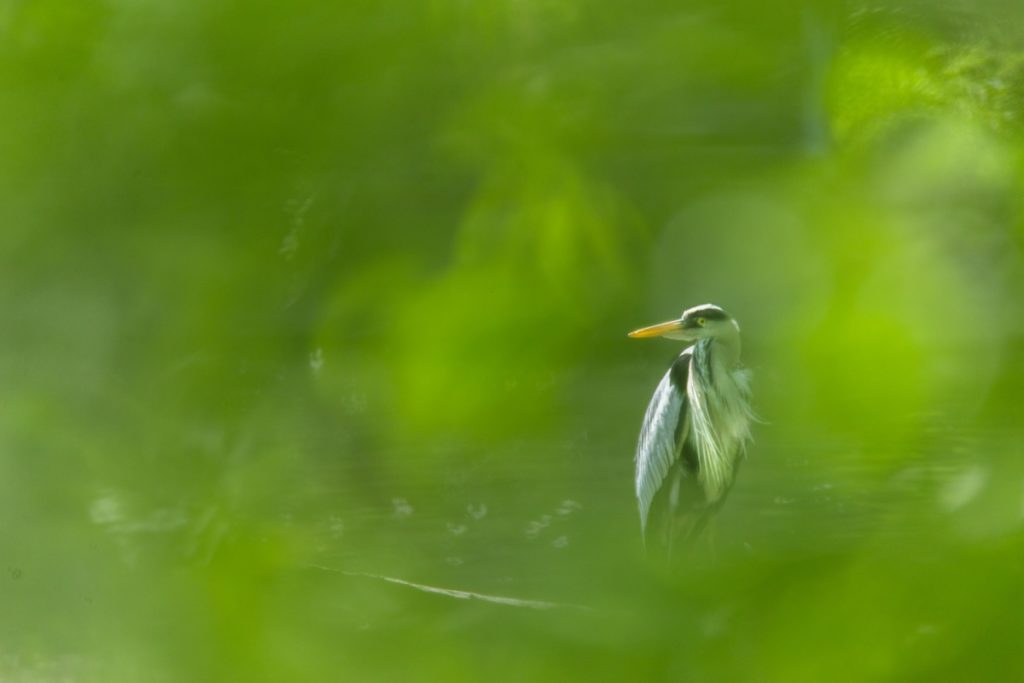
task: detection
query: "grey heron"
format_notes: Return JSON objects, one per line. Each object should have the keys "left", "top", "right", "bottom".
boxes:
{"left": 629, "top": 303, "right": 755, "bottom": 554}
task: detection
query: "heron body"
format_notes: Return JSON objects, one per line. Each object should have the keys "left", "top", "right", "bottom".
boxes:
{"left": 629, "top": 304, "right": 754, "bottom": 553}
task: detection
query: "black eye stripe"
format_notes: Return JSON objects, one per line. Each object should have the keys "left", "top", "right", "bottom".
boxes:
{"left": 684, "top": 306, "right": 730, "bottom": 321}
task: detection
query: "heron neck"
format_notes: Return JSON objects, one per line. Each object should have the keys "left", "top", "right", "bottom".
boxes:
{"left": 710, "top": 328, "right": 741, "bottom": 368}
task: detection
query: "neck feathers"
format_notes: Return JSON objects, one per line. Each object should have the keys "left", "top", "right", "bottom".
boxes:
{"left": 711, "top": 321, "right": 741, "bottom": 368}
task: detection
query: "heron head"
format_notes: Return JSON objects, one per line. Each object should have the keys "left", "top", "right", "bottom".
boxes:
{"left": 627, "top": 303, "right": 739, "bottom": 342}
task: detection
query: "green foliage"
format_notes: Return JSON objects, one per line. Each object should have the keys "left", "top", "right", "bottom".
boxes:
{"left": 1, "top": 1, "right": 1023, "bottom": 681}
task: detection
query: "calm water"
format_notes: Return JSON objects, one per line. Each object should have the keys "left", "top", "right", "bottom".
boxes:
{"left": 2, "top": 333, "right": 1019, "bottom": 682}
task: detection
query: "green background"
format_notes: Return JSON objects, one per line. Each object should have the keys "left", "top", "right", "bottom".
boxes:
{"left": 2, "top": 1, "right": 1023, "bottom": 680}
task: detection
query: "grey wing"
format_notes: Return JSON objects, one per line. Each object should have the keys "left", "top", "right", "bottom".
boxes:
{"left": 635, "top": 352, "right": 691, "bottom": 536}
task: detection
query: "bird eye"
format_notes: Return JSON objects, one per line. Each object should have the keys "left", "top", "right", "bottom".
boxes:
{"left": 697, "top": 317, "right": 706, "bottom": 326}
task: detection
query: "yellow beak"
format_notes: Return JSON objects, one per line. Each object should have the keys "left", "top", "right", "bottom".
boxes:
{"left": 627, "top": 319, "right": 685, "bottom": 339}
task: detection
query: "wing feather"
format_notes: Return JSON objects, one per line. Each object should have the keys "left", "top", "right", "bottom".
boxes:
{"left": 635, "top": 351, "right": 691, "bottom": 536}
